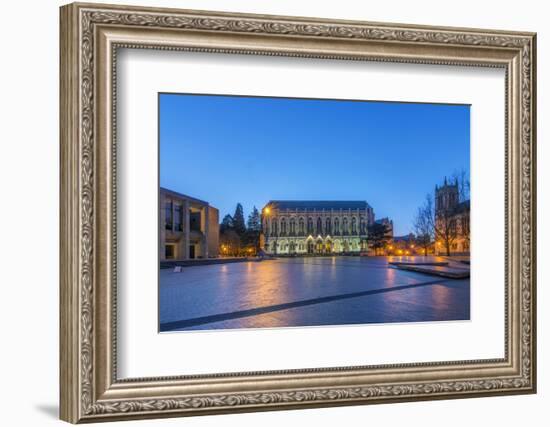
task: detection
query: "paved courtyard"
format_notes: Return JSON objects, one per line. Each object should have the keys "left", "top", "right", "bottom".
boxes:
{"left": 159, "top": 256, "right": 470, "bottom": 332}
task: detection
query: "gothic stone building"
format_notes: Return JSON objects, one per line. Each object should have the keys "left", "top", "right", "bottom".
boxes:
{"left": 160, "top": 188, "right": 219, "bottom": 261}
{"left": 434, "top": 178, "right": 470, "bottom": 255}
{"left": 262, "top": 201, "right": 374, "bottom": 255}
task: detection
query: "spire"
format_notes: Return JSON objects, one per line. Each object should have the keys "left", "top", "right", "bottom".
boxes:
{"left": 444, "top": 176, "right": 447, "bottom": 186}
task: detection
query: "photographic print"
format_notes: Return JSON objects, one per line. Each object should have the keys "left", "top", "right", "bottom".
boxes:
{"left": 159, "top": 93, "right": 471, "bottom": 332}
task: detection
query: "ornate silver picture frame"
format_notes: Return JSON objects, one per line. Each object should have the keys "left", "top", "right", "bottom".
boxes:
{"left": 60, "top": 2, "right": 536, "bottom": 423}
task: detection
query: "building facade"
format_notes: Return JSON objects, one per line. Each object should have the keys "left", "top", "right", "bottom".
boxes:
{"left": 374, "top": 217, "right": 394, "bottom": 238}
{"left": 391, "top": 233, "right": 418, "bottom": 255}
{"left": 434, "top": 178, "right": 470, "bottom": 255}
{"left": 261, "top": 201, "right": 374, "bottom": 255}
{"left": 160, "top": 188, "right": 219, "bottom": 261}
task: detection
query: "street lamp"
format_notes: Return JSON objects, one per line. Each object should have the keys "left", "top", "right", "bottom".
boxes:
{"left": 262, "top": 206, "right": 274, "bottom": 254}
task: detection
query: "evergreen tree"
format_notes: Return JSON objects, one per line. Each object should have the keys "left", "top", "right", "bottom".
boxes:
{"left": 220, "top": 214, "right": 234, "bottom": 233}
{"left": 247, "top": 206, "right": 261, "bottom": 232}
{"left": 232, "top": 203, "right": 246, "bottom": 236}
{"left": 244, "top": 206, "right": 261, "bottom": 252}
{"left": 367, "top": 222, "right": 392, "bottom": 255}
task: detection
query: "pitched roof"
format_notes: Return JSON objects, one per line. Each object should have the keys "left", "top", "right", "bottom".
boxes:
{"left": 393, "top": 234, "right": 415, "bottom": 242}
{"left": 265, "top": 200, "right": 370, "bottom": 211}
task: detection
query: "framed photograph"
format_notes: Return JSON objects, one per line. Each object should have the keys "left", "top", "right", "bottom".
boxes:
{"left": 60, "top": 2, "right": 537, "bottom": 423}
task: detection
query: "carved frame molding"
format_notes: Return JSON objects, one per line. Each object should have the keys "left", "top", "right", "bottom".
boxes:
{"left": 60, "top": 2, "right": 536, "bottom": 423}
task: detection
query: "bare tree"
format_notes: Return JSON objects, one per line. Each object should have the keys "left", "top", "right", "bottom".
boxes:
{"left": 452, "top": 168, "right": 470, "bottom": 202}
{"left": 435, "top": 202, "right": 458, "bottom": 257}
{"left": 220, "top": 229, "right": 241, "bottom": 257}
{"left": 413, "top": 194, "right": 434, "bottom": 256}
{"left": 451, "top": 168, "right": 471, "bottom": 250}
{"left": 461, "top": 212, "right": 470, "bottom": 251}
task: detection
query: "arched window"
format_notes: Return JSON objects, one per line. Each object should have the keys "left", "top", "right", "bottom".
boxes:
{"left": 334, "top": 218, "right": 340, "bottom": 235}
{"left": 343, "top": 218, "right": 348, "bottom": 235}
{"left": 271, "top": 220, "right": 278, "bottom": 237}
{"left": 307, "top": 217, "right": 314, "bottom": 234}
{"left": 299, "top": 218, "right": 305, "bottom": 235}
{"left": 281, "top": 218, "right": 287, "bottom": 236}
{"left": 325, "top": 218, "right": 331, "bottom": 235}
{"left": 360, "top": 217, "right": 366, "bottom": 235}
{"left": 316, "top": 217, "right": 323, "bottom": 235}
{"left": 352, "top": 217, "right": 357, "bottom": 235}
{"left": 290, "top": 218, "right": 296, "bottom": 235}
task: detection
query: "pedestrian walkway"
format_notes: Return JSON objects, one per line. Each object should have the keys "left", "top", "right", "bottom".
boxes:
{"left": 159, "top": 256, "right": 470, "bottom": 332}
{"left": 388, "top": 256, "right": 470, "bottom": 279}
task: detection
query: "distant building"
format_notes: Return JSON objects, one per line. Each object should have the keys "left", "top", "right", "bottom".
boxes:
{"left": 434, "top": 178, "right": 470, "bottom": 255}
{"left": 393, "top": 234, "right": 415, "bottom": 243}
{"left": 391, "top": 233, "right": 417, "bottom": 255}
{"left": 261, "top": 200, "right": 374, "bottom": 255}
{"left": 375, "top": 217, "right": 394, "bottom": 238}
{"left": 160, "top": 188, "right": 219, "bottom": 261}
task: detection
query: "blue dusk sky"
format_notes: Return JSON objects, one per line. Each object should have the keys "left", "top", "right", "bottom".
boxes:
{"left": 159, "top": 93, "right": 470, "bottom": 236}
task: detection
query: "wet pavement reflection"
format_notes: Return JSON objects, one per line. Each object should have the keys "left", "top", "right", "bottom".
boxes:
{"left": 159, "top": 257, "right": 470, "bottom": 332}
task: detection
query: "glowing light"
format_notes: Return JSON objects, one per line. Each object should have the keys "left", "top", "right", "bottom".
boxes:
{"left": 264, "top": 207, "right": 271, "bottom": 215}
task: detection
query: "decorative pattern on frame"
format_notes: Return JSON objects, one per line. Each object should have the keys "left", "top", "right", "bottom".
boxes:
{"left": 69, "top": 4, "right": 535, "bottom": 420}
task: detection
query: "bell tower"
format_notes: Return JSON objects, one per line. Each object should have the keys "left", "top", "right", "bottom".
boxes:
{"left": 435, "top": 176, "right": 459, "bottom": 213}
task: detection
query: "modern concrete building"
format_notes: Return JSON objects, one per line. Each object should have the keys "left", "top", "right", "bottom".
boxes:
{"left": 261, "top": 200, "right": 374, "bottom": 255}
{"left": 160, "top": 188, "right": 219, "bottom": 261}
